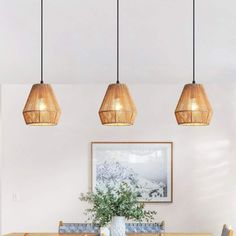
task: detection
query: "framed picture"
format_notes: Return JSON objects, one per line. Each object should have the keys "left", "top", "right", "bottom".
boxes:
{"left": 91, "top": 142, "right": 173, "bottom": 203}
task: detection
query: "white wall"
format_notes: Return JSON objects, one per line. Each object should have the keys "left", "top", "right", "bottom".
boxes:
{"left": 1, "top": 83, "right": 236, "bottom": 236}
{"left": 0, "top": 85, "right": 2, "bottom": 236}
{"left": 2, "top": 0, "right": 236, "bottom": 85}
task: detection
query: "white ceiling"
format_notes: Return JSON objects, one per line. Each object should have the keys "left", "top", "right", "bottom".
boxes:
{"left": 1, "top": 0, "right": 236, "bottom": 84}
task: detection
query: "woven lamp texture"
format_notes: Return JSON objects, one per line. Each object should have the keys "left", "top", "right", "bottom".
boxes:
{"left": 175, "top": 83, "right": 212, "bottom": 126}
{"left": 99, "top": 83, "right": 137, "bottom": 126}
{"left": 23, "top": 83, "right": 61, "bottom": 126}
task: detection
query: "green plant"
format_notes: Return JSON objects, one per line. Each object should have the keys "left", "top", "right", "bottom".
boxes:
{"left": 80, "top": 183, "right": 157, "bottom": 227}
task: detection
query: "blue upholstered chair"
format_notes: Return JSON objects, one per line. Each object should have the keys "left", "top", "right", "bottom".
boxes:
{"left": 58, "top": 221, "right": 165, "bottom": 234}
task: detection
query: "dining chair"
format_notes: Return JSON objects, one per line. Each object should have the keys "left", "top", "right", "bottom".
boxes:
{"left": 126, "top": 222, "right": 165, "bottom": 233}
{"left": 58, "top": 221, "right": 99, "bottom": 234}
{"left": 222, "top": 225, "right": 233, "bottom": 236}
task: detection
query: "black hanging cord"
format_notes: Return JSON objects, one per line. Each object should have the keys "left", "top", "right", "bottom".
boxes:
{"left": 40, "top": 0, "right": 44, "bottom": 84}
{"left": 192, "top": 0, "right": 196, "bottom": 84}
{"left": 116, "top": 0, "right": 120, "bottom": 84}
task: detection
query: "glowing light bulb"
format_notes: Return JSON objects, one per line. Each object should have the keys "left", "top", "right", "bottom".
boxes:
{"left": 38, "top": 98, "right": 47, "bottom": 110}
{"left": 114, "top": 98, "right": 122, "bottom": 110}
{"left": 191, "top": 98, "right": 199, "bottom": 111}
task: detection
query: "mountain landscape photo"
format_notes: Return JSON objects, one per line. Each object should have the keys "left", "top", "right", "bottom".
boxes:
{"left": 96, "top": 160, "right": 167, "bottom": 201}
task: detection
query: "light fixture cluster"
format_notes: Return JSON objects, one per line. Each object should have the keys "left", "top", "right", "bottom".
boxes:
{"left": 23, "top": 0, "right": 212, "bottom": 127}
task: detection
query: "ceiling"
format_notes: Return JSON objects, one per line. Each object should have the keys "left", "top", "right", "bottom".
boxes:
{"left": 0, "top": 0, "right": 236, "bottom": 84}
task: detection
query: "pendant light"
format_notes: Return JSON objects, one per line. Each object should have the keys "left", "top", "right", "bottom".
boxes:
{"left": 99, "top": 0, "right": 137, "bottom": 126}
{"left": 175, "top": 0, "right": 213, "bottom": 126}
{"left": 23, "top": 0, "right": 61, "bottom": 126}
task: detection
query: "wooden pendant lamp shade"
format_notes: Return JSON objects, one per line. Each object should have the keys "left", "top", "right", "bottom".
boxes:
{"left": 23, "top": 84, "right": 61, "bottom": 126}
{"left": 99, "top": 83, "right": 137, "bottom": 126}
{"left": 175, "top": 83, "right": 212, "bottom": 126}
{"left": 23, "top": 0, "right": 61, "bottom": 126}
{"left": 175, "top": 0, "right": 213, "bottom": 126}
{"left": 99, "top": 0, "right": 137, "bottom": 126}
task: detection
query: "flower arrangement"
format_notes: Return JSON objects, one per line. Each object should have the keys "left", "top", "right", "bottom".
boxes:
{"left": 80, "top": 183, "right": 157, "bottom": 227}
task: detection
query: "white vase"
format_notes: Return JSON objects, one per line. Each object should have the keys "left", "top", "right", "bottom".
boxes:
{"left": 110, "top": 216, "right": 126, "bottom": 236}
{"left": 100, "top": 226, "right": 110, "bottom": 236}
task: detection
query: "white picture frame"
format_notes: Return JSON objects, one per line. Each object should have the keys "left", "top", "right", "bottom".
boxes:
{"left": 91, "top": 142, "right": 173, "bottom": 203}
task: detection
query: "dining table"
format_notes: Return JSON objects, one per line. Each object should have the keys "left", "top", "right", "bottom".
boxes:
{"left": 4, "top": 232, "right": 212, "bottom": 236}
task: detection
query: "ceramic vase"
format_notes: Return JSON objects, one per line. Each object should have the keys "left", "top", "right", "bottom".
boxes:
{"left": 110, "top": 216, "right": 125, "bottom": 236}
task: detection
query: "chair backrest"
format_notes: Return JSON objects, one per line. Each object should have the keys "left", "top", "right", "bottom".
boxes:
{"left": 58, "top": 222, "right": 99, "bottom": 234}
{"left": 222, "top": 225, "right": 234, "bottom": 236}
{"left": 58, "top": 221, "right": 165, "bottom": 234}
{"left": 126, "top": 222, "right": 165, "bottom": 233}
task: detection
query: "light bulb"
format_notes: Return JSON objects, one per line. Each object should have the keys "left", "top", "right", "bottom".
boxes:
{"left": 38, "top": 98, "right": 47, "bottom": 111}
{"left": 114, "top": 98, "right": 123, "bottom": 110}
{"left": 191, "top": 98, "right": 199, "bottom": 111}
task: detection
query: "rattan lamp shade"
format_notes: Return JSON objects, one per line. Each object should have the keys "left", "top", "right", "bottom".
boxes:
{"left": 99, "top": 83, "right": 137, "bottom": 126}
{"left": 23, "top": 83, "right": 61, "bottom": 126}
{"left": 175, "top": 83, "right": 213, "bottom": 126}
